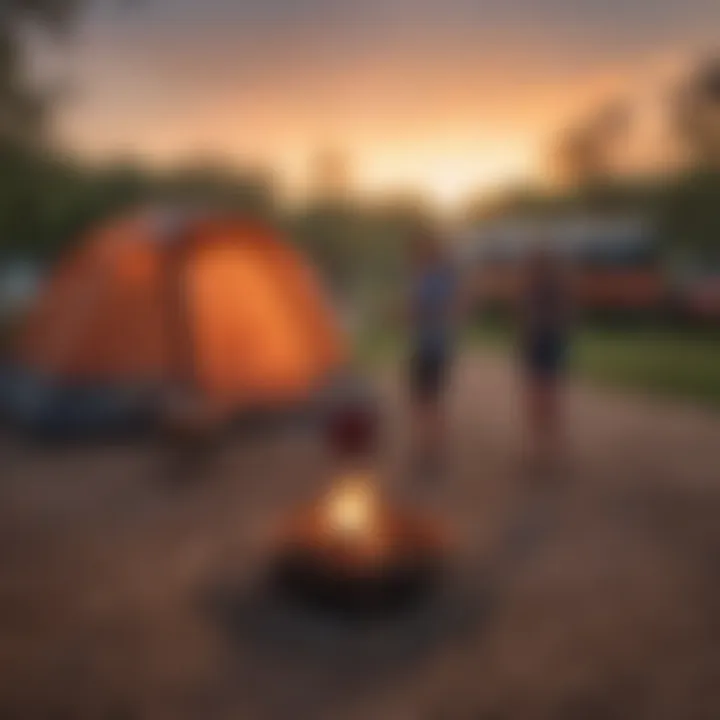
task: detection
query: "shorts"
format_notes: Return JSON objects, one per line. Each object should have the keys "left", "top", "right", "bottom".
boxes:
{"left": 524, "top": 334, "right": 567, "bottom": 380}
{"left": 409, "top": 349, "right": 449, "bottom": 402}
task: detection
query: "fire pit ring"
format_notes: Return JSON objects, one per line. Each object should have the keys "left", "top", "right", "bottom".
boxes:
{"left": 271, "top": 479, "right": 448, "bottom": 615}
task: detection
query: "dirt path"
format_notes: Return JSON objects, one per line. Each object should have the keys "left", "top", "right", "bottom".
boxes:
{"left": 1, "top": 352, "right": 719, "bottom": 719}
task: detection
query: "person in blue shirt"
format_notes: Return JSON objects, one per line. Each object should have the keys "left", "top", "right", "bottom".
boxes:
{"left": 407, "top": 228, "right": 461, "bottom": 479}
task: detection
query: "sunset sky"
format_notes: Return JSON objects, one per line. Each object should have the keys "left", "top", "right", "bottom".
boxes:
{"left": 41, "top": 0, "right": 719, "bottom": 204}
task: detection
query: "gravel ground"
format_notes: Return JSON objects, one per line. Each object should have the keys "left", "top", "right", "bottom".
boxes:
{"left": 0, "top": 352, "right": 719, "bottom": 719}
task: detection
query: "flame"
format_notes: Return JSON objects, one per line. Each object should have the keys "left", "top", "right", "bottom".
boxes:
{"left": 324, "top": 474, "right": 379, "bottom": 538}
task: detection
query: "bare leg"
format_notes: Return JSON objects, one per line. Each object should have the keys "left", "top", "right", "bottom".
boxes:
{"left": 527, "top": 375, "right": 563, "bottom": 466}
{"left": 424, "top": 398, "right": 444, "bottom": 458}
{"left": 412, "top": 397, "right": 445, "bottom": 479}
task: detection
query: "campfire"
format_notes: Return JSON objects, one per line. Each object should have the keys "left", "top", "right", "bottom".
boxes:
{"left": 322, "top": 475, "right": 383, "bottom": 548}
{"left": 272, "top": 474, "right": 448, "bottom": 613}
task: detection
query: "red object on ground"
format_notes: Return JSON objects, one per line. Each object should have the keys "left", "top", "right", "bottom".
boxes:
{"left": 326, "top": 402, "right": 378, "bottom": 458}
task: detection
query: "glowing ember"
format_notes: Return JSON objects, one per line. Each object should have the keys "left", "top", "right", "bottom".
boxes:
{"left": 323, "top": 474, "right": 379, "bottom": 539}
{"left": 273, "top": 472, "right": 449, "bottom": 613}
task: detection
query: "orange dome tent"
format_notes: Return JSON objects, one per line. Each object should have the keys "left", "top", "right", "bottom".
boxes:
{"left": 8, "top": 210, "right": 347, "bottom": 433}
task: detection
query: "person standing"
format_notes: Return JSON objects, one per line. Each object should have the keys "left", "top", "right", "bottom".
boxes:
{"left": 406, "top": 228, "right": 462, "bottom": 480}
{"left": 518, "top": 245, "right": 573, "bottom": 467}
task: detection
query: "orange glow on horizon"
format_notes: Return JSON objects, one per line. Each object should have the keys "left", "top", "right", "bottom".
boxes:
{"left": 53, "top": 32, "right": 634, "bottom": 207}
{"left": 58, "top": 127, "right": 541, "bottom": 208}
{"left": 53, "top": 37, "right": 693, "bottom": 207}
{"left": 353, "top": 142, "right": 537, "bottom": 208}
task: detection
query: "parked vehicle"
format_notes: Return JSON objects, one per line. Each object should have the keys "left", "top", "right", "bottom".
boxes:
{"left": 463, "top": 215, "right": 667, "bottom": 315}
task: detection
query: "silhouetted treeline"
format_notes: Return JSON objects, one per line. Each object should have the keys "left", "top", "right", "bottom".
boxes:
{"left": 0, "top": 145, "right": 277, "bottom": 260}
{"left": 0, "top": 141, "right": 440, "bottom": 307}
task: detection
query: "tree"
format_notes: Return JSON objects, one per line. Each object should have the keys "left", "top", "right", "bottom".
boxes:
{"left": 659, "top": 168, "right": 720, "bottom": 266}
{"left": 673, "top": 56, "right": 720, "bottom": 169}
{"left": 0, "top": 0, "right": 84, "bottom": 146}
{"left": 551, "top": 101, "right": 632, "bottom": 187}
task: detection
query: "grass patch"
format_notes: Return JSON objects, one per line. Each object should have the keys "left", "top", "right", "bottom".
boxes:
{"left": 471, "top": 323, "right": 720, "bottom": 408}
{"left": 359, "top": 322, "right": 720, "bottom": 409}
{"left": 572, "top": 328, "right": 720, "bottom": 407}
